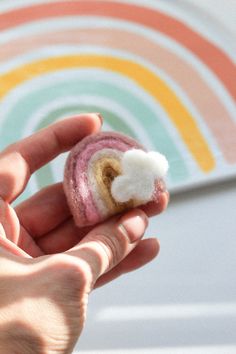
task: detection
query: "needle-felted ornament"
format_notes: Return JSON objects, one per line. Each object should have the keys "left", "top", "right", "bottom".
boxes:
{"left": 64, "top": 132, "right": 168, "bottom": 227}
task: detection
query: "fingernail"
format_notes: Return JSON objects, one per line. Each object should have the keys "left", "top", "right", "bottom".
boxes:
{"left": 118, "top": 209, "right": 148, "bottom": 243}
{"left": 95, "top": 113, "right": 103, "bottom": 125}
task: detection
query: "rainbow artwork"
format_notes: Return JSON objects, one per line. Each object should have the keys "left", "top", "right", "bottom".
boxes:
{"left": 0, "top": 0, "right": 235, "bottom": 200}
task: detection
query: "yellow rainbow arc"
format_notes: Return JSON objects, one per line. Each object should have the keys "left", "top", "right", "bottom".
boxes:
{"left": 0, "top": 54, "right": 215, "bottom": 171}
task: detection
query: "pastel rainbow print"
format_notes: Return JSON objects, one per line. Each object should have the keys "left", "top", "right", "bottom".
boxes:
{"left": 0, "top": 0, "right": 235, "bottom": 199}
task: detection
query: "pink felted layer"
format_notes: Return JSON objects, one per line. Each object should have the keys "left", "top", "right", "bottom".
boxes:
{"left": 64, "top": 132, "right": 144, "bottom": 227}
{"left": 75, "top": 139, "right": 140, "bottom": 223}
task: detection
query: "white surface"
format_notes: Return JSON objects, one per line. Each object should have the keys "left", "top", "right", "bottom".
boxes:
{"left": 75, "top": 179, "right": 236, "bottom": 352}
{"left": 189, "top": 0, "right": 236, "bottom": 33}
{"left": 96, "top": 303, "right": 236, "bottom": 321}
{"left": 75, "top": 346, "right": 236, "bottom": 354}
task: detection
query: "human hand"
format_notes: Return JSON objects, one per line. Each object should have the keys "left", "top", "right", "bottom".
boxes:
{"left": 0, "top": 114, "right": 169, "bottom": 354}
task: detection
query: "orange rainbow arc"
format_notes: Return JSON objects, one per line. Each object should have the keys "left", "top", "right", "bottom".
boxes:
{"left": 0, "top": 0, "right": 235, "bottom": 101}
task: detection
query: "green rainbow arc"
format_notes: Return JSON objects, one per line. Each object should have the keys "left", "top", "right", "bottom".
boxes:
{"left": 0, "top": 78, "right": 188, "bottom": 192}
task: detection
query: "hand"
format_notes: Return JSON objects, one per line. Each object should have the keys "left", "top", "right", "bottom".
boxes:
{"left": 0, "top": 114, "right": 169, "bottom": 354}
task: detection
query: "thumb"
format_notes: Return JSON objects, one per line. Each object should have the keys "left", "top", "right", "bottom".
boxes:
{"left": 65, "top": 208, "right": 148, "bottom": 289}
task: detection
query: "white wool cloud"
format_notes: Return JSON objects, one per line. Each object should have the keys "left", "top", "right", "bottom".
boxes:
{"left": 111, "top": 149, "right": 169, "bottom": 203}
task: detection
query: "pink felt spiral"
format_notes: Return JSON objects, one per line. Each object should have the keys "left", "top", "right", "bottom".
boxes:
{"left": 63, "top": 132, "right": 167, "bottom": 227}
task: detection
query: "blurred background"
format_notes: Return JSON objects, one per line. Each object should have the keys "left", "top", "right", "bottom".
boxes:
{"left": 0, "top": 0, "right": 235, "bottom": 353}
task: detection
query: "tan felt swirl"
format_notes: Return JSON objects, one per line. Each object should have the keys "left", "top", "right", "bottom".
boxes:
{"left": 93, "top": 157, "right": 134, "bottom": 214}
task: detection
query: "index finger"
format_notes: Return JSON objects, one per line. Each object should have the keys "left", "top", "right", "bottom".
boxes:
{"left": 0, "top": 113, "right": 102, "bottom": 202}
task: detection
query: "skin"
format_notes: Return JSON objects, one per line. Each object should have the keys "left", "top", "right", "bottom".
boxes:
{"left": 0, "top": 113, "right": 169, "bottom": 354}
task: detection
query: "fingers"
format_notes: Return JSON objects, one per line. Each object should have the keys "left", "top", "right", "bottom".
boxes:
{"left": 65, "top": 208, "right": 148, "bottom": 289}
{"left": 35, "top": 190, "right": 168, "bottom": 254}
{"left": 37, "top": 218, "right": 92, "bottom": 254}
{"left": 94, "top": 238, "right": 160, "bottom": 288}
{"left": 0, "top": 197, "right": 20, "bottom": 243}
{"left": 17, "top": 226, "right": 45, "bottom": 257}
{"left": 15, "top": 183, "right": 71, "bottom": 238}
{"left": 16, "top": 177, "right": 169, "bottom": 240}
{"left": 0, "top": 233, "right": 31, "bottom": 258}
{"left": 0, "top": 113, "right": 102, "bottom": 202}
{"left": 141, "top": 191, "right": 169, "bottom": 217}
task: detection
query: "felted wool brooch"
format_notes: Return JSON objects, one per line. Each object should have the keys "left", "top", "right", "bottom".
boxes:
{"left": 64, "top": 132, "right": 169, "bottom": 227}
